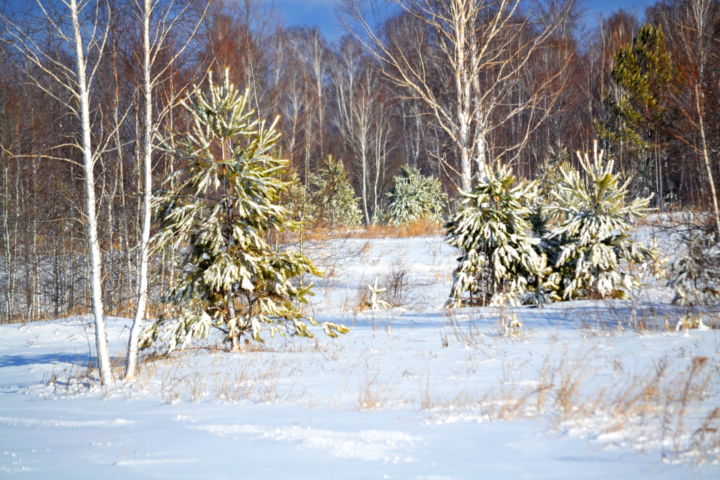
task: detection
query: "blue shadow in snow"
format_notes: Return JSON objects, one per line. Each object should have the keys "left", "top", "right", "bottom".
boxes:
{"left": 316, "top": 302, "right": 716, "bottom": 331}
{"left": 0, "top": 352, "right": 93, "bottom": 368}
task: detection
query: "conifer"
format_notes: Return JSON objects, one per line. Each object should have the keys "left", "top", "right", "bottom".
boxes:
{"left": 548, "top": 143, "right": 655, "bottom": 299}
{"left": 145, "top": 71, "right": 347, "bottom": 352}
{"left": 309, "top": 156, "right": 362, "bottom": 228}
{"left": 446, "top": 163, "right": 547, "bottom": 307}
{"left": 385, "top": 165, "right": 446, "bottom": 226}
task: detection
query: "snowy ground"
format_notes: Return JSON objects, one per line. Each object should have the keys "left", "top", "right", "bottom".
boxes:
{"left": 1, "top": 233, "right": 719, "bottom": 478}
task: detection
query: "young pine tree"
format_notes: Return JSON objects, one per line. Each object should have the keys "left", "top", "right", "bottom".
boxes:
{"left": 385, "top": 165, "right": 447, "bottom": 226}
{"left": 309, "top": 156, "right": 362, "bottom": 228}
{"left": 146, "top": 71, "right": 347, "bottom": 352}
{"left": 668, "top": 219, "right": 720, "bottom": 306}
{"left": 281, "top": 167, "right": 316, "bottom": 226}
{"left": 446, "top": 163, "right": 548, "bottom": 307}
{"left": 529, "top": 143, "right": 573, "bottom": 303}
{"left": 548, "top": 143, "right": 655, "bottom": 299}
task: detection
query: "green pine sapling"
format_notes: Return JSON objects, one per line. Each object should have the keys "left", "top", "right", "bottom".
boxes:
{"left": 144, "top": 71, "right": 347, "bottom": 353}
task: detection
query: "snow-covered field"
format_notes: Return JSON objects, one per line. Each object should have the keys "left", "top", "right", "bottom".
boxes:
{"left": 1, "top": 234, "right": 719, "bottom": 478}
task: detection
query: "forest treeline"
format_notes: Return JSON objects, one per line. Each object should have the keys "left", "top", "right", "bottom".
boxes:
{"left": 0, "top": 0, "right": 718, "bottom": 324}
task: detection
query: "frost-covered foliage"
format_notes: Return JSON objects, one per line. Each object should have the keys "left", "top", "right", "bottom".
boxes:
{"left": 529, "top": 144, "right": 574, "bottom": 303}
{"left": 447, "top": 143, "right": 656, "bottom": 307}
{"left": 145, "top": 71, "right": 347, "bottom": 352}
{"left": 547, "top": 143, "right": 655, "bottom": 299}
{"left": 309, "top": 156, "right": 362, "bottom": 228}
{"left": 668, "top": 224, "right": 720, "bottom": 306}
{"left": 385, "top": 165, "right": 447, "bottom": 225}
{"left": 446, "top": 163, "right": 549, "bottom": 307}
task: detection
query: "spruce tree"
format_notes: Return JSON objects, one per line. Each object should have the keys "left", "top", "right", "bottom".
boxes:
{"left": 309, "top": 156, "right": 362, "bottom": 228}
{"left": 385, "top": 165, "right": 447, "bottom": 226}
{"left": 446, "top": 163, "right": 548, "bottom": 307}
{"left": 547, "top": 143, "right": 655, "bottom": 299}
{"left": 146, "top": 71, "right": 347, "bottom": 352}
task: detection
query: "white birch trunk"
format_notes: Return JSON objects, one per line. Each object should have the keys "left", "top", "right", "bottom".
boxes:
{"left": 1, "top": 163, "right": 14, "bottom": 322}
{"left": 126, "top": 0, "right": 153, "bottom": 379}
{"left": 350, "top": 0, "right": 570, "bottom": 191}
{"left": 360, "top": 146, "right": 370, "bottom": 224}
{"left": 453, "top": 0, "right": 473, "bottom": 192}
{"left": 70, "top": 0, "right": 112, "bottom": 385}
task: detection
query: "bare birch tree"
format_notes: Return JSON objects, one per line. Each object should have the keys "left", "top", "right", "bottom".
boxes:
{"left": 345, "top": 0, "right": 574, "bottom": 191}
{"left": 331, "top": 38, "right": 393, "bottom": 223}
{"left": 125, "top": 0, "right": 210, "bottom": 380}
{"left": 2, "top": 0, "right": 114, "bottom": 384}
{"left": 283, "top": 28, "right": 330, "bottom": 184}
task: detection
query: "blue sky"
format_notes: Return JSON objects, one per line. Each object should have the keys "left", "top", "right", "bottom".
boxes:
{"left": 269, "top": 0, "right": 658, "bottom": 41}
{"left": 4, "top": 0, "right": 658, "bottom": 42}
{"left": 269, "top": 0, "right": 345, "bottom": 38}
{"left": 582, "top": 0, "right": 655, "bottom": 23}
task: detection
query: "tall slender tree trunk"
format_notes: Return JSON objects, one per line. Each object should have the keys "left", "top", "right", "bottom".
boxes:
{"left": 455, "top": 54, "right": 472, "bottom": 191}
{"left": 70, "top": 0, "right": 112, "bottom": 385}
{"left": 29, "top": 158, "right": 39, "bottom": 320}
{"left": 126, "top": 0, "right": 153, "bottom": 379}
{"left": 459, "top": 145, "right": 472, "bottom": 192}
{"left": 471, "top": 49, "right": 487, "bottom": 177}
{"left": 1, "top": 163, "right": 14, "bottom": 322}
{"left": 360, "top": 146, "right": 370, "bottom": 224}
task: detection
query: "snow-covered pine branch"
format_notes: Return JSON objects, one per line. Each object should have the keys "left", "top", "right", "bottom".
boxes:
{"left": 385, "top": 165, "right": 447, "bottom": 226}
{"left": 547, "top": 142, "right": 655, "bottom": 299}
{"left": 144, "top": 71, "right": 347, "bottom": 353}
{"left": 446, "top": 162, "right": 549, "bottom": 307}
{"left": 309, "top": 156, "right": 363, "bottom": 229}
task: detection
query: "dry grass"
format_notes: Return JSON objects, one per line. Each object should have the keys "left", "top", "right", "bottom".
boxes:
{"left": 383, "top": 261, "right": 411, "bottom": 307}
{"left": 2, "top": 301, "right": 172, "bottom": 326}
{"left": 357, "top": 369, "right": 410, "bottom": 410}
{"left": 357, "top": 371, "right": 386, "bottom": 410}
{"left": 44, "top": 361, "right": 96, "bottom": 395}
{"left": 351, "top": 277, "right": 372, "bottom": 313}
{"left": 442, "top": 310, "right": 486, "bottom": 348}
{"left": 303, "top": 219, "right": 443, "bottom": 241}
{"left": 126, "top": 350, "right": 294, "bottom": 405}
{"left": 689, "top": 407, "right": 720, "bottom": 464}
{"left": 2, "top": 305, "right": 93, "bottom": 325}
{"left": 419, "top": 346, "right": 719, "bottom": 464}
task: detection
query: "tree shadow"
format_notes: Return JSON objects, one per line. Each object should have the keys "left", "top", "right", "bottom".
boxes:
{"left": 0, "top": 352, "right": 93, "bottom": 368}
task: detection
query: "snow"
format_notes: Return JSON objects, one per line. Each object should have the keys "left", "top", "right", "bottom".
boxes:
{"left": 194, "top": 424, "right": 419, "bottom": 462}
{"left": 1, "top": 232, "right": 719, "bottom": 478}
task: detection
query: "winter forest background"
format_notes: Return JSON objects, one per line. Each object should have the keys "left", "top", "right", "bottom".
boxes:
{"left": 1, "top": 0, "right": 718, "bottom": 324}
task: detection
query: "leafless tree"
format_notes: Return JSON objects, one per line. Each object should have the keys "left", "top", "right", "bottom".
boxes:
{"left": 125, "top": 0, "right": 210, "bottom": 380}
{"left": 331, "top": 37, "right": 394, "bottom": 222}
{"left": 2, "top": 0, "right": 115, "bottom": 384}
{"left": 345, "top": 0, "right": 574, "bottom": 191}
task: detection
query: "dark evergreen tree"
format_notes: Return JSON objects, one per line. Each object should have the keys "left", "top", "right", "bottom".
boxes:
{"left": 597, "top": 24, "right": 676, "bottom": 201}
